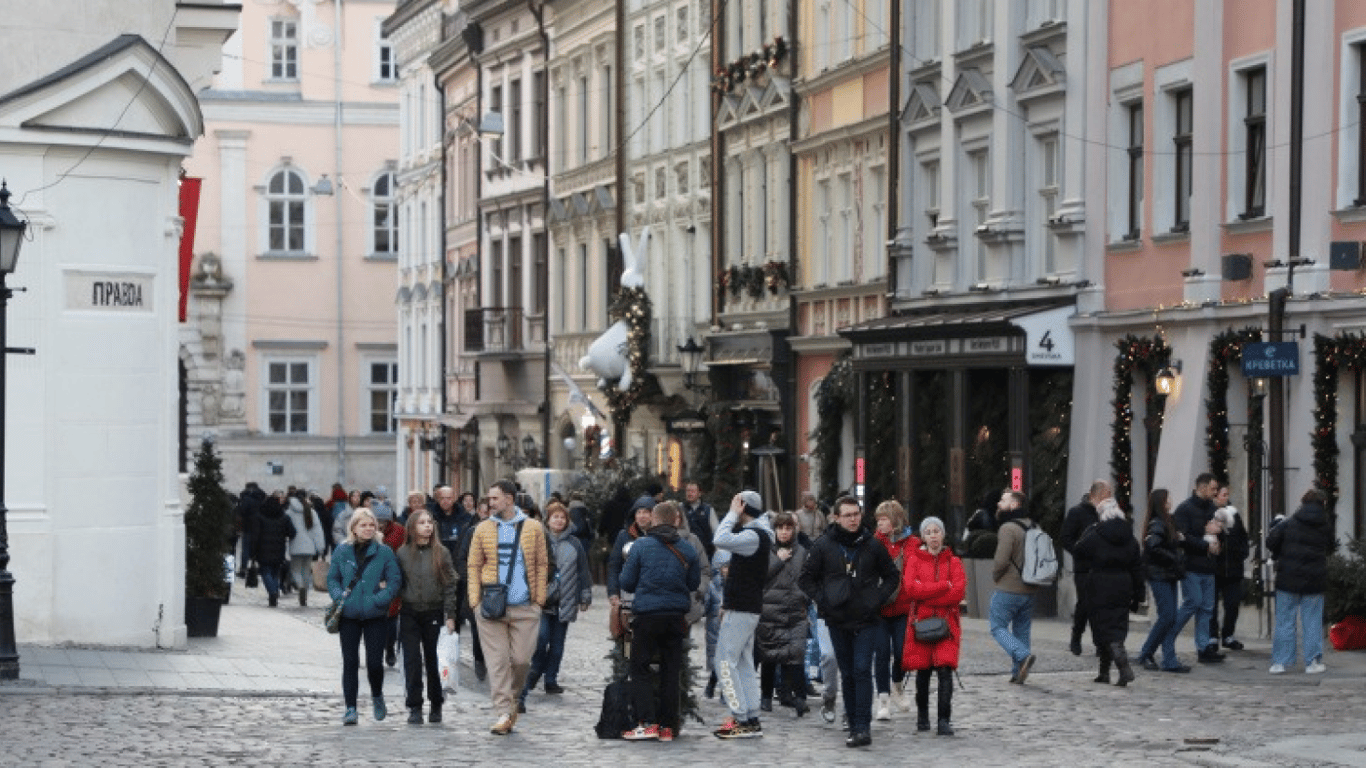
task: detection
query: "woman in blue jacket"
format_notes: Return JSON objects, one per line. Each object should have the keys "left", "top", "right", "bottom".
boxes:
{"left": 328, "top": 508, "right": 403, "bottom": 725}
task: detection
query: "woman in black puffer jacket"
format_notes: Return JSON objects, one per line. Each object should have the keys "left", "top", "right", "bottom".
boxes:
{"left": 757, "top": 513, "right": 810, "bottom": 716}
{"left": 1267, "top": 489, "right": 1336, "bottom": 674}
{"left": 251, "top": 495, "right": 296, "bottom": 607}
{"left": 1074, "top": 499, "right": 1144, "bottom": 686}
{"left": 1137, "top": 489, "right": 1187, "bottom": 672}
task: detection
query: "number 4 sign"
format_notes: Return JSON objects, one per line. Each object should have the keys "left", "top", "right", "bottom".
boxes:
{"left": 1012, "top": 306, "right": 1075, "bottom": 366}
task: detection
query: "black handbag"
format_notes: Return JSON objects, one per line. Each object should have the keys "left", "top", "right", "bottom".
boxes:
{"left": 245, "top": 563, "right": 259, "bottom": 589}
{"left": 913, "top": 616, "right": 950, "bottom": 644}
{"left": 480, "top": 522, "right": 523, "bottom": 620}
{"left": 325, "top": 549, "right": 374, "bottom": 634}
{"left": 911, "top": 557, "right": 951, "bottom": 644}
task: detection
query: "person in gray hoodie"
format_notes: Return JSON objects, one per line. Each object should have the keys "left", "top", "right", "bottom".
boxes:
{"left": 711, "top": 490, "right": 775, "bottom": 739}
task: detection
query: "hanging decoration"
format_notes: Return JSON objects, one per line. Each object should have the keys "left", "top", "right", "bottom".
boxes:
{"left": 1312, "top": 332, "right": 1366, "bottom": 507}
{"left": 1110, "top": 335, "right": 1171, "bottom": 513}
{"left": 763, "top": 260, "right": 790, "bottom": 294}
{"left": 1205, "top": 327, "right": 1262, "bottom": 484}
{"left": 599, "top": 283, "right": 652, "bottom": 424}
{"left": 713, "top": 35, "right": 789, "bottom": 94}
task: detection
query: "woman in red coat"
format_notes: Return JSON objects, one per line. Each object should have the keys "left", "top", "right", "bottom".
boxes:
{"left": 900, "top": 516, "right": 965, "bottom": 736}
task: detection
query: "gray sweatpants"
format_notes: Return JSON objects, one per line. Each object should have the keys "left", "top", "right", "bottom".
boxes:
{"left": 715, "top": 610, "right": 761, "bottom": 721}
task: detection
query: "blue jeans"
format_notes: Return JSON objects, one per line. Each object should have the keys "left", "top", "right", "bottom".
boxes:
{"left": 1172, "top": 572, "right": 1215, "bottom": 653}
{"left": 1139, "top": 579, "right": 1181, "bottom": 668}
{"left": 989, "top": 591, "right": 1035, "bottom": 674}
{"left": 874, "top": 614, "right": 908, "bottom": 693}
{"left": 1272, "top": 591, "right": 1325, "bottom": 668}
{"left": 523, "top": 613, "right": 571, "bottom": 696}
{"left": 259, "top": 562, "right": 281, "bottom": 599}
{"left": 829, "top": 623, "right": 878, "bottom": 735}
{"left": 339, "top": 616, "right": 388, "bottom": 708}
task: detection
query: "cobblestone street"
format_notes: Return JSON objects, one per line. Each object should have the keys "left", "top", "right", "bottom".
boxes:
{"left": 3, "top": 580, "right": 1366, "bottom": 767}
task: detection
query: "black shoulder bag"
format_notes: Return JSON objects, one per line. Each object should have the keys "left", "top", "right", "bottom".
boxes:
{"left": 911, "top": 556, "right": 951, "bottom": 644}
{"left": 480, "top": 521, "right": 524, "bottom": 620}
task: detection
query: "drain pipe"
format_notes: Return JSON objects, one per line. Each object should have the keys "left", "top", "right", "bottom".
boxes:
{"left": 333, "top": 0, "right": 347, "bottom": 484}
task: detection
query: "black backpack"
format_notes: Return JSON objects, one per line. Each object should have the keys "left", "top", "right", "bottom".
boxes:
{"left": 593, "top": 679, "right": 635, "bottom": 739}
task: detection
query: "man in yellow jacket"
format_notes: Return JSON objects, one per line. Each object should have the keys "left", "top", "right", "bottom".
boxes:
{"left": 469, "top": 479, "right": 550, "bottom": 735}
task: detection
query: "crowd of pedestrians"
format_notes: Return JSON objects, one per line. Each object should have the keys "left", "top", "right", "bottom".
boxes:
{"left": 230, "top": 466, "right": 1335, "bottom": 744}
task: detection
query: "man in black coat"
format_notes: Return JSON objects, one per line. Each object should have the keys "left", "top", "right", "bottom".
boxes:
{"left": 1060, "top": 480, "right": 1111, "bottom": 656}
{"left": 1267, "top": 489, "right": 1336, "bottom": 673}
{"left": 798, "top": 496, "right": 899, "bottom": 749}
{"left": 1168, "top": 473, "right": 1225, "bottom": 663}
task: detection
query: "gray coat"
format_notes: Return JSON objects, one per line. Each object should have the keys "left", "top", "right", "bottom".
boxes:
{"left": 757, "top": 542, "right": 810, "bottom": 664}
{"left": 547, "top": 528, "right": 593, "bottom": 623}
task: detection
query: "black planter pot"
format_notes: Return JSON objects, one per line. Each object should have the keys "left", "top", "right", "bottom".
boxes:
{"left": 185, "top": 595, "right": 224, "bottom": 638}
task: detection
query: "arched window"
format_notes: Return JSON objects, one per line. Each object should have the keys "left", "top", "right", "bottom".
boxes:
{"left": 373, "top": 171, "right": 397, "bottom": 256}
{"left": 266, "top": 168, "right": 306, "bottom": 253}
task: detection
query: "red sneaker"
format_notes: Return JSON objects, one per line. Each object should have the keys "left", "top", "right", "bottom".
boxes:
{"left": 622, "top": 724, "right": 660, "bottom": 741}
{"left": 658, "top": 727, "right": 674, "bottom": 742}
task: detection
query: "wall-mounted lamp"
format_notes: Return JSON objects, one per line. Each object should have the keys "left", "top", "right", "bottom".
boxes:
{"left": 1251, "top": 377, "right": 1269, "bottom": 400}
{"left": 1155, "top": 360, "right": 1182, "bottom": 396}
{"left": 677, "top": 336, "right": 704, "bottom": 389}
{"left": 496, "top": 432, "right": 512, "bottom": 459}
{"left": 311, "top": 174, "right": 334, "bottom": 196}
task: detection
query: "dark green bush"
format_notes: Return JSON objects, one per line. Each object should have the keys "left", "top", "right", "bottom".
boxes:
{"left": 1326, "top": 537, "right": 1366, "bottom": 624}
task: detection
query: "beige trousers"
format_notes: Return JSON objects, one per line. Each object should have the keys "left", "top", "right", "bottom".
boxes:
{"left": 476, "top": 602, "right": 542, "bottom": 715}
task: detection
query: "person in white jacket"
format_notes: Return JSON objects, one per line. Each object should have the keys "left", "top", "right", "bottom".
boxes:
{"left": 286, "top": 492, "right": 326, "bottom": 606}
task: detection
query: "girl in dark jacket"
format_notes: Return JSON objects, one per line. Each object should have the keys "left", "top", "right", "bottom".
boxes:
{"left": 757, "top": 513, "right": 810, "bottom": 716}
{"left": 1073, "top": 499, "right": 1144, "bottom": 686}
{"left": 899, "top": 516, "right": 965, "bottom": 736}
{"left": 1267, "top": 489, "right": 1336, "bottom": 674}
{"left": 396, "top": 509, "right": 458, "bottom": 724}
{"left": 1137, "top": 489, "right": 1188, "bottom": 672}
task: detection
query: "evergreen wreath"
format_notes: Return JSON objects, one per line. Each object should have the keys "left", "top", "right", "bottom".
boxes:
{"left": 1111, "top": 335, "right": 1171, "bottom": 513}
{"left": 808, "top": 355, "right": 854, "bottom": 503}
{"left": 600, "top": 285, "right": 653, "bottom": 426}
{"left": 1205, "top": 327, "right": 1263, "bottom": 484}
{"left": 1311, "top": 332, "right": 1366, "bottom": 506}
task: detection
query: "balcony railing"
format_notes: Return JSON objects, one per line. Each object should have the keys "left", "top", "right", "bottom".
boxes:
{"left": 464, "top": 307, "right": 524, "bottom": 353}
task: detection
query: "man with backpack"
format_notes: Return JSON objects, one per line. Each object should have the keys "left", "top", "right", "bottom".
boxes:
{"left": 990, "top": 490, "right": 1042, "bottom": 684}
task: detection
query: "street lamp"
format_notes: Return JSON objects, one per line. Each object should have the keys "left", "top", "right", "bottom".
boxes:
{"left": 1155, "top": 360, "right": 1182, "bottom": 396}
{"left": 0, "top": 179, "right": 28, "bottom": 680}
{"left": 677, "top": 336, "right": 704, "bottom": 389}
{"left": 521, "top": 434, "right": 537, "bottom": 467}
{"left": 496, "top": 432, "right": 512, "bottom": 460}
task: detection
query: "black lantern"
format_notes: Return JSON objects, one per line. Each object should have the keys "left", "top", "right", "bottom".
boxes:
{"left": 0, "top": 179, "right": 26, "bottom": 680}
{"left": 678, "top": 336, "right": 704, "bottom": 389}
{"left": 496, "top": 432, "right": 511, "bottom": 459}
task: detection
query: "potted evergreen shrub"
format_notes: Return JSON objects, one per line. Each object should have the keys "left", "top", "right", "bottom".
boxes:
{"left": 184, "top": 436, "right": 233, "bottom": 637}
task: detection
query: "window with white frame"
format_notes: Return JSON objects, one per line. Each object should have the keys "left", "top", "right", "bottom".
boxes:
{"left": 490, "top": 84, "right": 504, "bottom": 162}
{"left": 1355, "top": 42, "right": 1366, "bottom": 206}
{"left": 911, "top": 0, "right": 941, "bottom": 62}
{"left": 555, "top": 84, "right": 568, "bottom": 172}
{"left": 920, "top": 156, "right": 941, "bottom": 232}
{"left": 1240, "top": 66, "right": 1267, "bottom": 219}
{"left": 1035, "top": 133, "right": 1061, "bottom": 272}
{"left": 1026, "top": 0, "right": 1063, "bottom": 28}
{"left": 967, "top": 147, "right": 990, "bottom": 279}
{"left": 698, "top": 0, "right": 710, "bottom": 35}
{"left": 656, "top": 166, "right": 667, "bottom": 200}
{"left": 266, "top": 168, "right": 307, "bottom": 253}
{"left": 838, "top": 0, "right": 854, "bottom": 62}
{"left": 579, "top": 75, "right": 589, "bottom": 164}
{"left": 676, "top": 161, "right": 689, "bottom": 195}
{"left": 264, "top": 358, "right": 313, "bottom": 434}
{"left": 837, "top": 172, "right": 853, "bottom": 282}
{"left": 510, "top": 78, "right": 523, "bottom": 163}
{"left": 1172, "top": 87, "right": 1193, "bottom": 232}
{"left": 957, "top": 0, "right": 991, "bottom": 50}
{"left": 634, "top": 24, "right": 646, "bottom": 63}
{"left": 532, "top": 71, "right": 546, "bottom": 161}
{"left": 816, "top": 1, "right": 831, "bottom": 71}
{"left": 864, "top": 0, "right": 886, "bottom": 52}
{"left": 578, "top": 243, "right": 589, "bottom": 329}
{"left": 269, "top": 19, "right": 299, "bottom": 80}
{"left": 867, "top": 165, "right": 886, "bottom": 277}
{"left": 677, "top": 4, "right": 689, "bottom": 44}
{"left": 816, "top": 178, "right": 831, "bottom": 286}
{"left": 1124, "top": 101, "right": 1144, "bottom": 240}
{"left": 367, "top": 360, "right": 398, "bottom": 434}
{"left": 376, "top": 25, "right": 397, "bottom": 82}
{"left": 372, "top": 171, "right": 397, "bottom": 256}
{"left": 600, "top": 65, "right": 613, "bottom": 157}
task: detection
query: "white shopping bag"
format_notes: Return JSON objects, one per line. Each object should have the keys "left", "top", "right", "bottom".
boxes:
{"left": 438, "top": 628, "right": 460, "bottom": 694}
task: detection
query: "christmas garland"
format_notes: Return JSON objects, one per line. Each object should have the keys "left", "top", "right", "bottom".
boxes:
{"left": 600, "top": 285, "right": 653, "bottom": 425}
{"left": 1311, "top": 332, "right": 1366, "bottom": 506}
{"left": 1110, "top": 335, "right": 1171, "bottom": 513}
{"left": 866, "top": 371, "right": 898, "bottom": 508}
{"left": 706, "top": 406, "right": 743, "bottom": 506}
{"left": 809, "top": 355, "right": 854, "bottom": 503}
{"left": 1205, "top": 328, "right": 1262, "bottom": 484}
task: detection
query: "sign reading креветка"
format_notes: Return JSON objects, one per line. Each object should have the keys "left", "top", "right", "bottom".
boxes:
{"left": 1241, "top": 341, "right": 1299, "bottom": 377}
{"left": 65, "top": 271, "right": 154, "bottom": 312}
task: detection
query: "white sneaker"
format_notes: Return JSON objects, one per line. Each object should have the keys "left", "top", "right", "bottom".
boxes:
{"left": 1268, "top": 664, "right": 1286, "bottom": 675}
{"left": 891, "top": 680, "right": 910, "bottom": 712}
{"left": 1306, "top": 661, "right": 1326, "bottom": 674}
{"left": 875, "top": 693, "right": 891, "bottom": 721}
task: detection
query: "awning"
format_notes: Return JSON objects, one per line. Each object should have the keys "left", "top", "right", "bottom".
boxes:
{"left": 434, "top": 412, "right": 475, "bottom": 430}
{"left": 839, "top": 300, "right": 1075, "bottom": 367}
